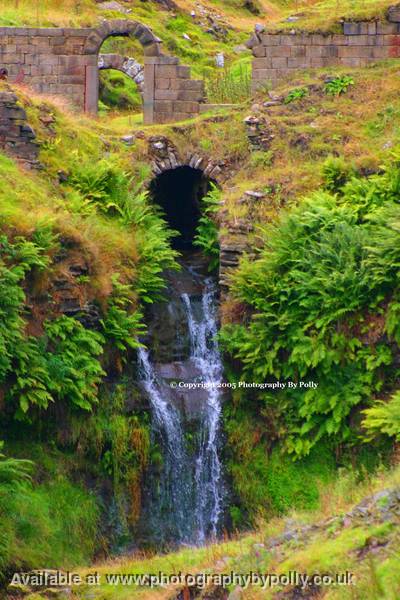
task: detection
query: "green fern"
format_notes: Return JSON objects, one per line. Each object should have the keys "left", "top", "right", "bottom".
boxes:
{"left": 193, "top": 183, "right": 220, "bottom": 272}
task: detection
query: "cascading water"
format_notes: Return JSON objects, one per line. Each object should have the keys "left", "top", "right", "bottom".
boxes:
{"left": 138, "top": 267, "right": 224, "bottom": 546}
{"left": 137, "top": 346, "right": 193, "bottom": 543}
{"left": 182, "top": 280, "right": 223, "bottom": 543}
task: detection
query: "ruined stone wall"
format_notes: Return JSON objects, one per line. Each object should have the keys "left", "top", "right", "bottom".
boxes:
{"left": 0, "top": 91, "right": 38, "bottom": 166}
{"left": 0, "top": 20, "right": 204, "bottom": 124}
{"left": 144, "top": 56, "right": 204, "bottom": 124}
{"left": 0, "top": 27, "right": 95, "bottom": 110}
{"left": 249, "top": 18, "right": 400, "bottom": 90}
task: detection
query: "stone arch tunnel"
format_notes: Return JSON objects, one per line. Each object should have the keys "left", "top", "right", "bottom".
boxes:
{"left": 148, "top": 137, "right": 223, "bottom": 249}
{"left": 149, "top": 166, "right": 212, "bottom": 250}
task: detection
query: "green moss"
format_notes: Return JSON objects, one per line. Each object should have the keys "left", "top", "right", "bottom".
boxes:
{"left": 266, "top": 443, "right": 335, "bottom": 514}
{"left": 99, "top": 71, "right": 142, "bottom": 111}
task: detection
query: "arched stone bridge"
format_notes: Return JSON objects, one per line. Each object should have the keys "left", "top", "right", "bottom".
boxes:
{"left": 0, "top": 19, "right": 205, "bottom": 124}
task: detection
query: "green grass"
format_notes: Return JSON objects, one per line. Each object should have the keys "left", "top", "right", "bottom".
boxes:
{"left": 61, "top": 465, "right": 400, "bottom": 600}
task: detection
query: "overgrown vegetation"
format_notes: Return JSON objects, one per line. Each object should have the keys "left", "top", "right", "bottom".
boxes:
{"left": 205, "top": 63, "right": 251, "bottom": 104}
{"left": 221, "top": 153, "right": 400, "bottom": 461}
{"left": 0, "top": 94, "right": 178, "bottom": 576}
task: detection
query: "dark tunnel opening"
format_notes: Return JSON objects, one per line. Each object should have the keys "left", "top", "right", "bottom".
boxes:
{"left": 149, "top": 166, "right": 212, "bottom": 250}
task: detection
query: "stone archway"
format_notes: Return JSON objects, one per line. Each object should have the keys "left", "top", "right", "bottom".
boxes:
{"left": 98, "top": 54, "right": 144, "bottom": 96}
{"left": 84, "top": 19, "right": 162, "bottom": 57}
{"left": 83, "top": 19, "right": 161, "bottom": 115}
{"left": 83, "top": 19, "right": 205, "bottom": 123}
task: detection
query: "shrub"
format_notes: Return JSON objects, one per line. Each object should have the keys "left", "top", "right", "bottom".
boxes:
{"left": 101, "top": 275, "right": 145, "bottom": 357}
{"left": 363, "top": 392, "right": 400, "bottom": 441}
{"left": 220, "top": 157, "right": 400, "bottom": 457}
{"left": 122, "top": 190, "right": 179, "bottom": 303}
{"left": 68, "top": 159, "right": 129, "bottom": 216}
{"left": 284, "top": 87, "right": 308, "bottom": 104}
{"left": 324, "top": 75, "right": 354, "bottom": 96}
{"left": 322, "top": 156, "right": 356, "bottom": 193}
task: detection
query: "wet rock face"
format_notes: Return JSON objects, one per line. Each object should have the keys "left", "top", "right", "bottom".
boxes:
{"left": 146, "top": 254, "right": 208, "bottom": 364}
{"left": 144, "top": 253, "right": 221, "bottom": 422}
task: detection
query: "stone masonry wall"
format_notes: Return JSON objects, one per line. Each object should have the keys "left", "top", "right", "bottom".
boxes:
{"left": 0, "top": 27, "right": 95, "bottom": 110}
{"left": 144, "top": 56, "right": 204, "bottom": 124}
{"left": 0, "top": 20, "right": 204, "bottom": 124}
{"left": 248, "top": 15, "right": 400, "bottom": 90}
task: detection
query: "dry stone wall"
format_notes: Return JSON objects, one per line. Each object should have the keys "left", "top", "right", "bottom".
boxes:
{"left": 0, "top": 91, "right": 38, "bottom": 166}
{"left": 248, "top": 14, "right": 400, "bottom": 90}
{"left": 0, "top": 19, "right": 204, "bottom": 124}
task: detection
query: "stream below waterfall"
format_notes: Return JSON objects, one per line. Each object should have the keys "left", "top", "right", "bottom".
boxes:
{"left": 138, "top": 254, "right": 225, "bottom": 546}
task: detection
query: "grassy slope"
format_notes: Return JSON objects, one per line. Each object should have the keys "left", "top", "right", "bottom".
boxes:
{"left": 0, "top": 0, "right": 395, "bottom": 79}
{"left": 42, "top": 465, "right": 399, "bottom": 600}
{"left": 101, "top": 59, "right": 400, "bottom": 245}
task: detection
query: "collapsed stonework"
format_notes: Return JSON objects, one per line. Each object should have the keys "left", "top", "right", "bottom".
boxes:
{"left": 0, "top": 91, "right": 38, "bottom": 167}
{"left": 0, "top": 19, "right": 205, "bottom": 124}
{"left": 248, "top": 9, "right": 400, "bottom": 90}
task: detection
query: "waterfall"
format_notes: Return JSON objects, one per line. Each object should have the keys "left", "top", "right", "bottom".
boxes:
{"left": 138, "top": 277, "right": 224, "bottom": 545}
{"left": 137, "top": 346, "right": 193, "bottom": 543}
{"left": 181, "top": 280, "right": 223, "bottom": 543}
